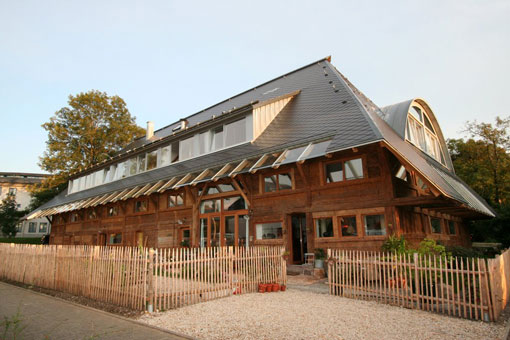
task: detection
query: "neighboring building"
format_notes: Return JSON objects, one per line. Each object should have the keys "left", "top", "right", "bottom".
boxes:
{"left": 27, "top": 57, "right": 494, "bottom": 262}
{"left": 0, "top": 172, "right": 50, "bottom": 238}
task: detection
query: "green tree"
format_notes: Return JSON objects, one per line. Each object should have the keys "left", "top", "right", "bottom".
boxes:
{"left": 32, "top": 90, "right": 145, "bottom": 207}
{"left": 447, "top": 116, "right": 510, "bottom": 247}
{"left": 0, "top": 194, "right": 25, "bottom": 237}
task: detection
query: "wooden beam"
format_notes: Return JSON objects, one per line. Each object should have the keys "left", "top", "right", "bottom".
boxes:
{"left": 191, "top": 169, "right": 211, "bottom": 186}
{"left": 230, "top": 159, "right": 250, "bottom": 177}
{"left": 212, "top": 163, "right": 233, "bottom": 181}
{"left": 296, "top": 163, "right": 309, "bottom": 187}
{"left": 231, "top": 177, "right": 251, "bottom": 208}
{"left": 249, "top": 154, "right": 269, "bottom": 174}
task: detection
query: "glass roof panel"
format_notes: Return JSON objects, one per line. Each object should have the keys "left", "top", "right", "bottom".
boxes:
{"left": 298, "top": 140, "right": 331, "bottom": 161}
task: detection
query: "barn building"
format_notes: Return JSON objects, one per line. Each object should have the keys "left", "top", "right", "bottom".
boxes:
{"left": 26, "top": 57, "right": 494, "bottom": 263}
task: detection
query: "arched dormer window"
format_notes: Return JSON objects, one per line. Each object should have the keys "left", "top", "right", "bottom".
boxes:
{"left": 406, "top": 103, "right": 446, "bottom": 165}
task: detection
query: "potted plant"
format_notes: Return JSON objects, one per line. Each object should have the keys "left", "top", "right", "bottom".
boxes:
{"left": 314, "top": 248, "right": 326, "bottom": 268}
{"left": 280, "top": 284, "right": 287, "bottom": 291}
{"left": 272, "top": 283, "right": 280, "bottom": 292}
{"left": 258, "top": 283, "right": 266, "bottom": 293}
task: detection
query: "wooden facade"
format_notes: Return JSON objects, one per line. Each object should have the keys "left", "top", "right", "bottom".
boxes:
{"left": 49, "top": 143, "right": 471, "bottom": 264}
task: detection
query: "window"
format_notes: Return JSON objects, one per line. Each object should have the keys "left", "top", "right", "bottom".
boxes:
{"left": 70, "top": 213, "right": 80, "bottom": 222}
{"left": 395, "top": 165, "right": 407, "bottom": 181}
{"left": 448, "top": 220, "right": 456, "bottom": 235}
{"left": 8, "top": 188, "right": 16, "bottom": 195}
{"left": 339, "top": 216, "right": 357, "bottom": 237}
{"left": 212, "top": 126, "right": 224, "bottom": 151}
{"left": 88, "top": 209, "right": 97, "bottom": 220}
{"left": 160, "top": 145, "right": 171, "bottom": 167}
{"left": 134, "top": 200, "right": 148, "bottom": 213}
{"left": 316, "top": 218, "right": 334, "bottom": 238}
{"left": 146, "top": 150, "right": 158, "bottom": 170}
{"left": 224, "top": 118, "right": 246, "bottom": 147}
{"left": 168, "top": 193, "right": 184, "bottom": 207}
{"left": 180, "top": 136, "right": 195, "bottom": 161}
{"left": 325, "top": 158, "right": 364, "bottom": 183}
{"left": 263, "top": 172, "right": 292, "bottom": 193}
{"left": 39, "top": 222, "right": 48, "bottom": 233}
{"left": 200, "top": 199, "right": 221, "bottom": 213}
{"left": 28, "top": 222, "right": 37, "bottom": 233}
{"left": 430, "top": 217, "right": 441, "bottom": 233}
{"left": 109, "top": 233, "right": 122, "bottom": 245}
{"left": 364, "top": 214, "right": 386, "bottom": 236}
{"left": 198, "top": 131, "right": 211, "bottom": 155}
{"left": 107, "top": 206, "right": 118, "bottom": 217}
{"left": 15, "top": 223, "right": 22, "bottom": 232}
{"left": 223, "top": 196, "right": 246, "bottom": 211}
{"left": 181, "top": 228, "right": 191, "bottom": 246}
{"left": 137, "top": 154, "right": 146, "bottom": 173}
{"left": 406, "top": 104, "right": 445, "bottom": 165}
{"left": 256, "top": 222, "right": 283, "bottom": 240}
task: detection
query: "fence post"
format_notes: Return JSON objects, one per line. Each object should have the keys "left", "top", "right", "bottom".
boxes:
{"left": 229, "top": 247, "right": 234, "bottom": 295}
{"left": 413, "top": 253, "right": 420, "bottom": 309}
{"left": 147, "top": 248, "right": 155, "bottom": 313}
{"left": 327, "top": 249, "right": 332, "bottom": 295}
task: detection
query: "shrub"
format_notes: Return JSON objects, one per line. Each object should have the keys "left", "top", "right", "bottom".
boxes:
{"left": 381, "top": 235, "right": 408, "bottom": 254}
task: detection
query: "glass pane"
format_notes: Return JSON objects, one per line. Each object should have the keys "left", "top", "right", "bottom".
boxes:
{"left": 448, "top": 220, "right": 456, "bottom": 235}
{"left": 210, "top": 217, "right": 221, "bottom": 247}
{"left": 217, "top": 184, "right": 235, "bottom": 192}
{"left": 278, "top": 173, "right": 292, "bottom": 190}
{"left": 315, "top": 218, "right": 333, "bottom": 238}
{"left": 168, "top": 193, "right": 184, "bottom": 207}
{"left": 206, "top": 186, "right": 220, "bottom": 195}
{"left": 198, "top": 131, "right": 210, "bottom": 155}
{"left": 423, "top": 113, "right": 435, "bottom": 132}
{"left": 129, "top": 158, "right": 137, "bottom": 176}
{"left": 137, "top": 154, "right": 146, "bottom": 173}
{"left": 256, "top": 222, "right": 282, "bottom": 240}
{"left": 326, "top": 162, "right": 343, "bottom": 183}
{"left": 364, "top": 215, "right": 386, "bottom": 236}
{"left": 339, "top": 216, "right": 357, "bottom": 236}
{"left": 276, "top": 145, "right": 307, "bottom": 166}
{"left": 299, "top": 140, "right": 331, "bottom": 161}
{"left": 345, "top": 158, "right": 363, "bottom": 180}
{"left": 200, "top": 199, "right": 220, "bottom": 213}
{"left": 135, "top": 200, "right": 147, "bottom": 212}
{"left": 180, "top": 136, "right": 195, "bottom": 161}
{"left": 160, "top": 146, "right": 171, "bottom": 166}
{"left": 224, "top": 118, "right": 246, "bottom": 147}
{"left": 147, "top": 150, "right": 158, "bottom": 170}
{"left": 212, "top": 126, "right": 224, "bottom": 151}
{"left": 410, "top": 106, "right": 422, "bottom": 121}
{"left": 264, "top": 175, "right": 277, "bottom": 192}
{"left": 224, "top": 216, "right": 235, "bottom": 247}
{"left": 200, "top": 218, "right": 208, "bottom": 247}
{"left": 171, "top": 142, "right": 180, "bottom": 163}
{"left": 223, "top": 196, "right": 246, "bottom": 211}
{"left": 238, "top": 215, "right": 247, "bottom": 247}
{"left": 430, "top": 218, "right": 441, "bottom": 233}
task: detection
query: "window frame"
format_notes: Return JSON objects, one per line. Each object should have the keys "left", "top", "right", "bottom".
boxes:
{"left": 28, "top": 222, "right": 37, "bottom": 233}
{"left": 255, "top": 220, "right": 284, "bottom": 241}
{"left": 429, "top": 216, "right": 442, "bottom": 234}
{"left": 167, "top": 192, "right": 185, "bottom": 208}
{"left": 134, "top": 198, "right": 149, "bottom": 214}
{"left": 322, "top": 155, "right": 367, "bottom": 186}
{"left": 109, "top": 233, "right": 123, "bottom": 245}
{"left": 447, "top": 220, "right": 456, "bottom": 235}
{"left": 314, "top": 217, "right": 335, "bottom": 239}
{"left": 260, "top": 168, "right": 295, "bottom": 194}
{"left": 338, "top": 215, "right": 359, "bottom": 238}
{"left": 363, "top": 213, "right": 387, "bottom": 237}
{"left": 105, "top": 204, "right": 119, "bottom": 218}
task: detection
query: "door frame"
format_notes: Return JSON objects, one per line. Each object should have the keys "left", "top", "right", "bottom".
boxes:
{"left": 288, "top": 213, "right": 307, "bottom": 264}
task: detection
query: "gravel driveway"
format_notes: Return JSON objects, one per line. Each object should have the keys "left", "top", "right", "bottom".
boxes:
{"left": 140, "top": 289, "right": 507, "bottom": 340}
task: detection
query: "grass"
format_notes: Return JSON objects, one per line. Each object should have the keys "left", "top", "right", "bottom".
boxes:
{"left": 0, "top": 238, "right": 41, "bottom": 245}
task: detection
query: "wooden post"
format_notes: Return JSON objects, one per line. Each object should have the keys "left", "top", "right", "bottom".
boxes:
{"left": 147, "top": 248, "right": 155, "bottom": 312}
{"left": 413, "top": 253, "right": 420, "bottom": 309}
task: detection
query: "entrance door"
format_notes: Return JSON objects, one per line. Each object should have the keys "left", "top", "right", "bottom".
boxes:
{"left": 291, "top": 214, "right": 307, "bottom": 264}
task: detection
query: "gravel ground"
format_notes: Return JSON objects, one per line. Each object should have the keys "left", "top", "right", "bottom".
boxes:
{"left": 139, "top": 289, "right": 507, "bottom": 340}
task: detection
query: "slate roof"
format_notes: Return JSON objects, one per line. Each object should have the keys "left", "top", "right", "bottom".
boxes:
{"left": 30, "top": 57, "right": 495, "bottom": 218}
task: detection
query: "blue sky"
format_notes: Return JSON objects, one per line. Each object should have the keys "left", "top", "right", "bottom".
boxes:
{"left": 1, "top": 0, "right": 509, "bottom": 173}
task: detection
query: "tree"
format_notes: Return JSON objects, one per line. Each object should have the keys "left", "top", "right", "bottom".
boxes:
{"left": 448, "top": 116, "right": 510, "bottom": 206}
{"left": 0, "top": 194, "right": 25, "bottom": 237}
{"left": 447, "top": 116, "right": 510, "bottom": 247}
{"left": 32, "top": 90, "right": 145, "bottom": 207}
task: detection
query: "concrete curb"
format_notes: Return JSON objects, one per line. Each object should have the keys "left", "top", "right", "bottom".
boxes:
{"left": 0, "top": 281, "right": 197, "bottom": 340}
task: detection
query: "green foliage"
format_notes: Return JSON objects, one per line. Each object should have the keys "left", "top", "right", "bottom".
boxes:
{"left": 314, "top": 248, "right": 326, "bottom": 260}
{"left": 468, "top": 204, "right": 510, "bottom": 247}
{"left": 416, "top": 238, "right": 448, "bottom": 257}
{"left": 381, "top": 234, "right": 407, "bottom": 254}
{"left": 1, "top": 307, "right": 25, "bottom": 340}
{"left": 0, "top": 237, "right": 42, "bottom": 244}
{"left": 0, "top": 194, "right": 26, "bottom": 237}
{"left": 445, "top": 245, "right": 485, "bottom": 259}
{"left": 34, "top": 90, "right": 145, "bottom": 206}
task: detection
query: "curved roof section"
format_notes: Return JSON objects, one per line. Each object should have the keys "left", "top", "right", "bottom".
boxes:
{"left": 380, "top": 98, "right": 454, "bottom": 171}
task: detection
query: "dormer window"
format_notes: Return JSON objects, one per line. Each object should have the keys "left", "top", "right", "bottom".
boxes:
{"left": 406, "top": 105, "right": 445, "bottom": 165}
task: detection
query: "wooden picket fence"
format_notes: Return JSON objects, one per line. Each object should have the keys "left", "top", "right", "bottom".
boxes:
{"left": 328, "top": 248, "right": 510, "bottom": 322}
{"left": 0, "top": 243, "right": 149, "bottom": 310}
{"left": 152, "top": 246, "right": 287, "bottom": 311}
{"left": 0, "top": 243, "right": 286, "bottom": 312}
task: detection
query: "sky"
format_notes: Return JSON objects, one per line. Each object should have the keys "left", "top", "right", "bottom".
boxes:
{"left": 0, "top": 0, "right": 509, "bottom": 173}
